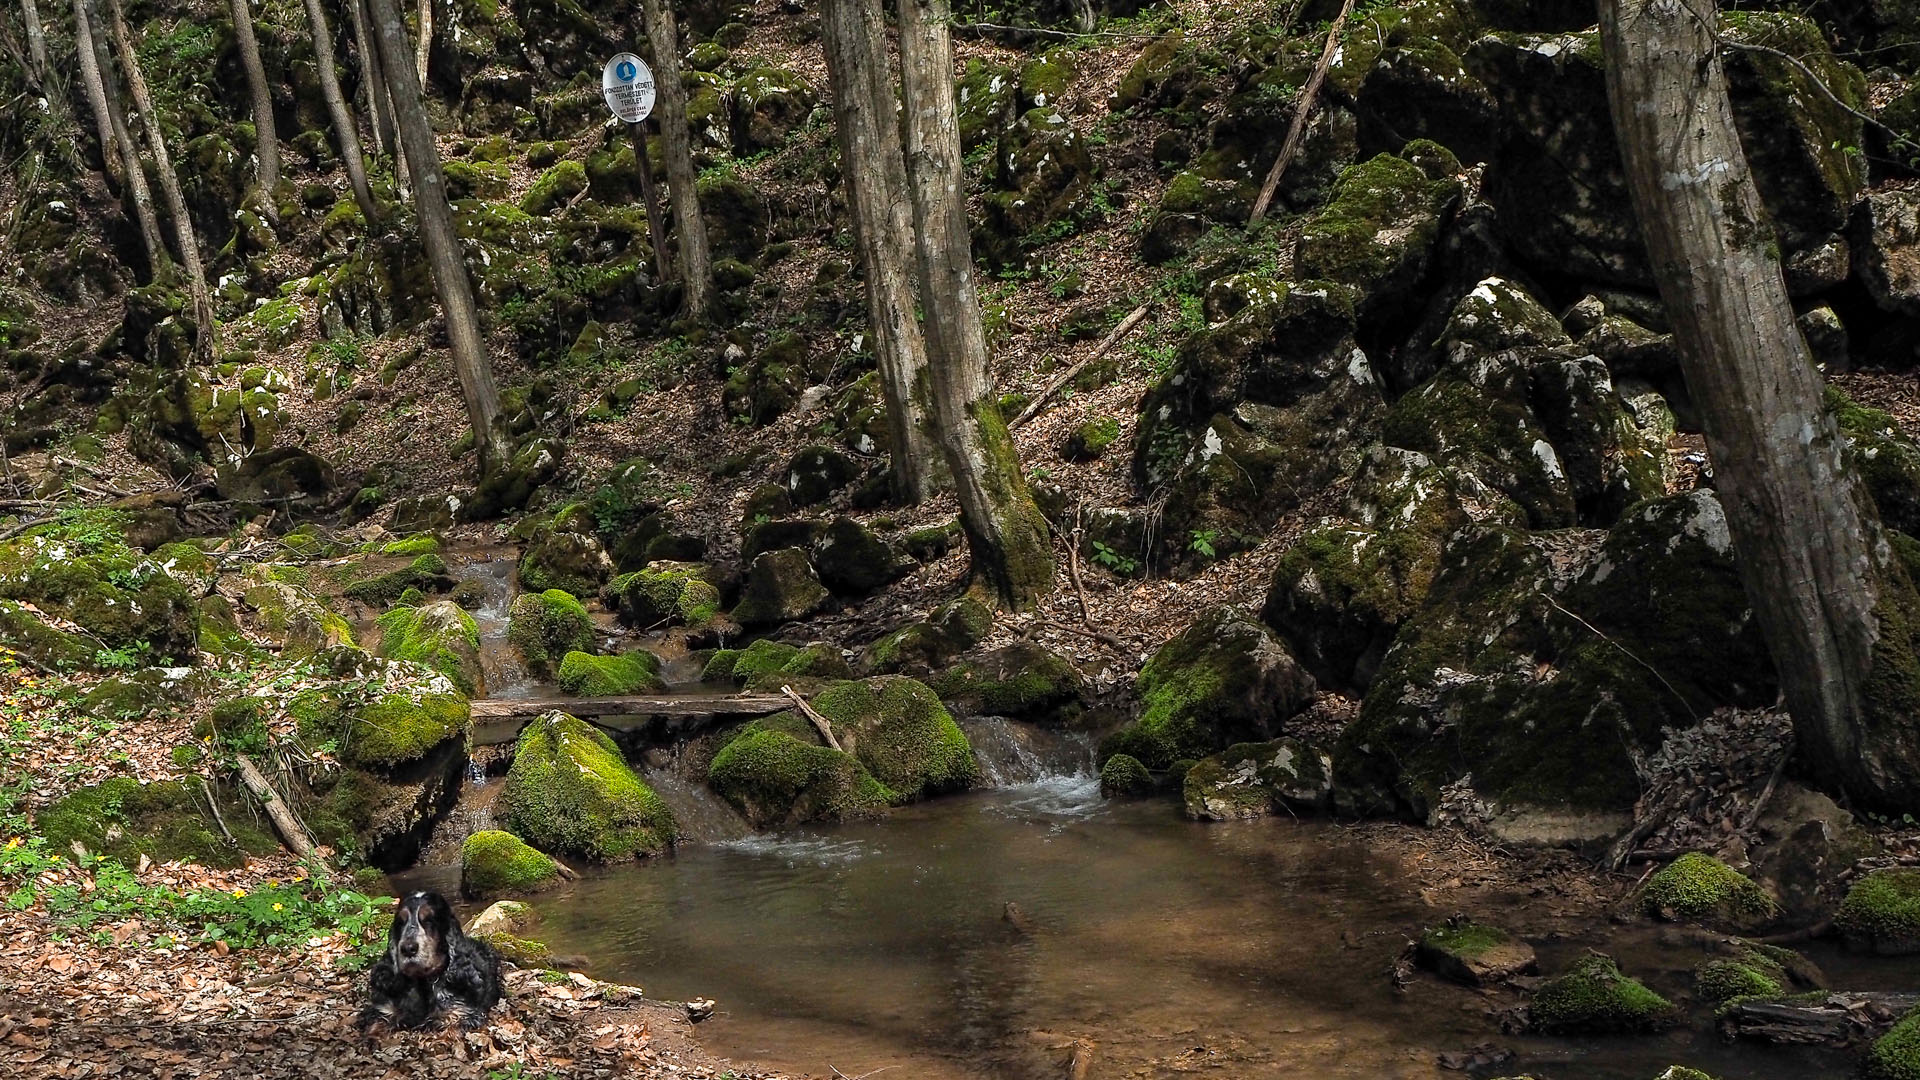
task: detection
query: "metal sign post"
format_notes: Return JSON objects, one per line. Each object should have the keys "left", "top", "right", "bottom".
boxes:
{"left": 603, "top": 52, "right": 674, "bottom": 284}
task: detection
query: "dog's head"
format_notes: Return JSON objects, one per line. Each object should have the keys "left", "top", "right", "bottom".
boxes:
{"left": 388, "top": 892, "right": 455, "bottom": 981}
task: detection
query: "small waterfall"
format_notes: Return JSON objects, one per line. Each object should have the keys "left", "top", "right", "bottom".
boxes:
{"left": 641, "top": 745, "right": 753, "bottom": 844}
{"left": 962, "top": 717, "right": 1096, "bottom": 787}
{"left": 459, "top": 557, "right": 537, "bottom": 698}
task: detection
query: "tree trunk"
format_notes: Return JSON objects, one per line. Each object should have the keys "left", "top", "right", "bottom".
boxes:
{"left": 346, "top": 0, "right": 393, "bottom": 158}
{"left": 71, "top": 0, "right": 124, "bottom": 189}
{"left": 639, "top": 0, "right": 712, "bottom": 317}
{"left": 1600, "top": 0, "right": 1920, "bottom": 809}
{"left": 225, "top": 0, "right": 282, "bottom": 202}
{"left": 106, "top": 0, "right": 213, "bottom": 347}
{"left": 367, "top": 0, "right": 510, "bottom": 479}
{"left": 414, "top": 0, "right": 430, "bottom": 85}
{"left": 896, "top": 0, "right": 1053, "bottom": 608}
{"left": 820, "top": 0, "right": 939, "bottom": 503}
{"left": 300, "top": 0, "right": 380, "bottom": 222}
{"left": 83, "top": 0, "right": 167, "bottom": 276}
{"left": 19, "top": 0, "right": 49, "bottom": 80}
{"left": 629, "top": 121, "right": 674, "bottom": 281}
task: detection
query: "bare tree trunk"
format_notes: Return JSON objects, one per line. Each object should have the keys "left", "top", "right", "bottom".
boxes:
{"left": 346, "top": 0, "right": 392, "bottom": 158}
{"left": 300, "top": 0, "right": 380, "bottom": 222}
{"left": 820, "top": 0, "right": 938, "bottom": 502}
{"left": 367, "top": 0, "right": 509, "bottom": 479}
{"left": 640, "top": 0, "right": 712, "bottom": 317}
{"left": 225, "top": 0, "right": 281, "bottom": 202}
{"left": 628, "top": 121, "right": 674, "bottom": 281}
{"left": 896, "top": 0, "right": 1053, "bottom": 608}
{"left": 19, "top": 0, "right": 49, "bottom": 80}
{"left": 1600, "top": 0, "right": 1920, "bottom": 809}
{"left": 71, "top": 0, "right": 124, "bottom": 189}
{"left": 83, "top": 0, "right": 167, "bottom": 277}
{"left": 107, "top": 0, "right": 213, "bottom": 346}
{"left": 414, "top": 0, "right": 430, "bottom": 85}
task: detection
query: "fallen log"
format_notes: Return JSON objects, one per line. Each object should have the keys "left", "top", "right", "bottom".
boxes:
{"left": 1008, "top": 303, "right": 1150, "bottom": 430}
{"left": 235, "top": 754, "right": 316, "bottom": 859}
{"left": 1720, "top": 992, "right": 1920, "bottom": 1045}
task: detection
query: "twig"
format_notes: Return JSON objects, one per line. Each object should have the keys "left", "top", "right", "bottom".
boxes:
{"left": 1545, "top": 596, "right": 1698, "bottom": 720}
{"left": 234, "top": 754, "right": 316, "bottom": 859}
{"left": 1738, "top": 753, "right": 1791, "bottom": 833}
{"left": 780, "top": 684, "right": 843, "bottom": 753}
{"left": 195, "top": 778, "right": 236, "bottom": 844}
{"left": 1719, "top": 37, "right": 1920, "bottom": 160}
{"left": 1062, "top": 522, "right": 1124, "bottom": 650}
{"left": 1009, "top": 304, "right": 1150, "bottom": 430}
{"left": 0, "top": 515, "right": 49, "bottom": 543}
{"left": 1249, "top": 0, "right": 1357, "bottom": 225}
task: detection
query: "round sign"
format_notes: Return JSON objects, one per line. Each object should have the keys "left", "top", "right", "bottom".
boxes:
{"left": 602, "top": 52, "right": 657, "bottom": 124}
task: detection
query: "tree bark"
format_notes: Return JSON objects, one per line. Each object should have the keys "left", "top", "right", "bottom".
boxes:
{"left": 415, "top": 0, "right": 431, "bottom": 85}
{"left": 106, "top": 0, "right": 213, "bottom": 347}
{"left": 300, "top": 0, "right": 381, "bottom": 222}
{"left": 83, "top": 0, "right": 167, "bottom": 275}
{"left": 347, "top": 0, "right": 393, "bottom": 158}
{"left": 820, "top": 0, "right": 938, "bottom": 503}
{"left": 19, "top": 0, "right": 49, "bottom": 81}
{"left": 367, "top": 0, "right": 510, "bottom": 479}
{"left": 71, "top": 0, "right": 124, "bottom": 189}
{"left": 1600, "top": 0, "right": 1920, "bottom": 809}
{"left": 225, "top": 0, "right": 282, "bottom": 203}
{"left": 896, "top": 0, "right": 1053, "bottom": 608}
{"left": 639, "top": 0, "right": 712, "bottom": 317}
{"left": 629, "top": 121, "right": 674, "bottom": 281}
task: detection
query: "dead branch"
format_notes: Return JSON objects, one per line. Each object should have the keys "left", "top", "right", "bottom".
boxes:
{"left": 1249, "top": 0, "right": 1357, "bottom": 225}
{"left": 1720, "top": 991, "right": 1920, "bottom": 1045}
{"left": 1738, "top": 753, "right": 1790, "bottom": 832}
{"left": 1546, "top": 596, "right": 1697, "bottom": 720}
{"left": 781, "top": 684, "right": 844, "bottom": 753}
{"left": 234, "top": 754, "right": 316, "bottom": 859}
{"left": 1009, "top": 304, "right": 1150, "bottom": 429}
{"left": 1061, "top": 521, "right": 1124, "bottom": 650}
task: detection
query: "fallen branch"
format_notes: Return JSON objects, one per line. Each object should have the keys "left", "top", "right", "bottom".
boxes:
{"left": 1009, "top": 303, "right": 1150, "bottom": 430}
{"left": 1738, "top": 753, "right": 1790, "bottom": 832}
{"left": 0, "top": 515, "right": 49, "bottom": 543}
{"left": 1061, "top": 523, "right": 1124, "bottom": 650}
{"left": 1546, "top": 596, "right": 1698, "bottom": 721}
{"left": 1248, "top": 0, "right": 1357, "bottom": 225}
{"left": 781, "top": 684, "right": 844, "bottom": 753}
{"left": 1720, "top": 991, "right": 1920, "bottom": 1045}
{"left": 234, "top": 754, "right": 316, "bottom": 859}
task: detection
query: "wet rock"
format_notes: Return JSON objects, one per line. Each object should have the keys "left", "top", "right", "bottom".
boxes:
{"left": 1693, "top": 942, "right": 1812, "bottom": 1005}
{"left": 1838, "top": 869, "right": 1920, "bottom": 955}
{"left": 498, "top": 712, "right": 675, "bottom": 861}
{"left": 1101, "top": 606, "right": 1316, "bottom": 770}
{"left": 1416, "top": 918, "right": 1537, "bottom": 986}
{"left": 375, "top": 600, "right": 484, "bottom": 696}
{"left": 518, "top": 515, "right": 613, "bottom": 599}
{"left": 1750, "top": 782, "right": 1878, "bottom": 919}
{"left": 926, "top": 642, "right": 1084, "bottom": 724}
{"left": 861, "top": 594, "right": 994, "bottom": 675}
{"left": 341, "top": 553, "right": 457, "bottom": 607}
{"left": 708, "top": 638, "right": 850, "bottom": 691}
{"left": 1182, "top": 738, "right": 1335, "bottom": 820}
{"left": 506, "top": 589, "right": 597, "bottom": 680}
{"left": 466, "top": 899, "right": 538, "bottom": 939}
{"left": 708, "top": 711, "right": 891, "bottom": 828}
{"left": 460, "top": 830, "right": 561, "bottom": 899}
{"left": 812, "top": 516, "right": 909, "bottom": 597}
{"left": 811, "top": 676, "right": 978, "bottom": 802}
{"left": 731, "top": 547, "right": 830, "bottom": 628}
{"left": 1528, "top": 953, "right": 1676, "bottom": 1034}
{"left": 557, "top": 650, "right": 664, "bottom": 696}
{"left": 1643, "top": 853, "right": 1781, "bottom": 932}
{"left": 1099, "top": 753, "right": 1154, "bottom": 797}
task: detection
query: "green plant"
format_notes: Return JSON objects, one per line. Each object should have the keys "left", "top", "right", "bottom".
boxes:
{"left": 92, "top": 642, "right": 147, "bottom": 671}
{"left": 1090, "top": 541, "right": 1139, "bottom": 575}
{"left": 1189, "top": 529, "right": 1218, "bottom": 559}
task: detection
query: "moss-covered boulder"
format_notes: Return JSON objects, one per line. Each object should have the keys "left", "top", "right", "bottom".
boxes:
{"left": 860, "top": 594, "right": 994, "bottom": 675}
{"left": 520, "top": 160, "right": 588, "bottom": 216}
{"left": 498, "top": 712, "right": 674, "bottom": 860}
{"left": 460, "top": 829, "right": 562, "bottom": 899}
{"left": 1643, "top": 853, "right": 1780, "bottom": 932}
{"left": 557, "top": 650, "right": 664, "bottom": 696}
{"left": 243, "top": 569, "right": 355, "bottom": 657}
{"left": 708, "top": 711, "right": 893, "bottom": 828}
{"left": 36, "top": 778, "right": 273, "bottom": 868}
{"left": 1416, "top": 919, "right": 1537, "bottom": 987}
{"left": 783, "top": 445, "right": 860, "bottom": 507}
{"left": 926, "top": 642, "right": 1083, "bottom": 723}
{"left": 1102, "top": 607, "right": 1315, "bottom": 771}
{"left": 729, "top": 66, "right": 817, "bottom": 154}
{"left": 1528, "top": 954, "right": 1676, "bottom": 1034}
{"left": 1063, "top": 416, "right": 1120, "bottom": 462}
{"left": 977, "top": 107, "right": 1096, "bottom": 266}
{"left": 519, "top": 516, "right": 614, "bottom": 598}
{"left": 0, "top": 526, "right": 198, "bottom": 663}
{"left": 376, "top": 600, "right": 483, "bottom": 695}
{"left": 0, "top": 598, "right": 100, "bottom": 672}
{"left": 604, "top": 562, "right": 722, "bottom": 628}
{"left": 812, "top": 517, "right": 908, "bottom": 597}
{"left": 711, "top": 638, "right": 852, "bottom": 691}
{"left": 1693, "top": 943, "right": 1806, "bottom": 1005}
{"left": 1831, "top": 387, "right": 1920, "bottom": 537}
{"left": 340, "top": 553, "right": 456, "bottom": 606}
{"left": 1839, "top": 869, "right": 1920, "bottom": 955}
{"left": 1293, "top": 151, "right": 1461, "bottom": 322}
{"left": 1867, "top": 1006, "right": 1920, "bottom": 1080}
{"left": 811, "top": 677, "right": 977, "bottom": 802}
{"left": 1182, "top": 738, "right": 1335, "bottom": 820}
{"left": 507, "top": 589, "right": 596, "bottom": 679}
{"left": 1099, "top": 753, "right": 1154, "bottom": 797}
{"left": 957, "top": 58, "right": 1018, "bottom": 150}
{"left": 732, "top": 547, "right": 831, "bottom": 628}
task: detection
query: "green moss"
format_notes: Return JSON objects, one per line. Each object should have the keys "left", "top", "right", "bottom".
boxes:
{"left": 1064, "top": 416, "right": 1120, "bottom": 461}
{"left": 1099, "top": 753, "right": 1153, "bottom": 797}
{"left": 0, "top": 528, "right": 198, "bottom": 661}
{"left": 1293, "top": 153, "right": 1459, "bottom": 311}
{"left": 1867, "top": 1007, "right": 1920, "bottom": 1080}
{"left": 1839, "top": 869, "right": 1920, "bottom": 954}
{"left": 476, "top": 932, "right": 553, "bottom": 967}
{"left": 499, "top": 712, "right": 673, "bottom": 860}
{"left": 342, "top": 554, "right": 453, "bottom": 606}
{"left": 380, "top": 535, "right": 441, "bottom": 557}
{"left": 1695, "top": 950, "right": 1786, "bottom": 1004}
{"left": 520, "top": 160, "right": 588, "bottom": 216}
{"left": 506, "top": 589, "right": 596, "bottom": 679}
{"left": 557, "top": 650, "right": 664, "bottom": 696}
{"left": 35, "top": 778, "right": 269, "bottom": 868}
{"left": 925, "top": 642, "right": 1080, "bottom": 720}
{"left": 811, "top": 677, "right": 976, "bottom": 802}
{"left": 375, "top": 602, "right": 482, "bottom": 695}
{"left": 0, "top": 598, "right": 96, "bottom": 671}
{"left": 340, "top": 692, "right": 470, "bottom": 769}
{"left": 861, "top": 594, "right": 994, "bottom": 674}
{"left": 604, "top": 564, "right": 718, "bottom": 628}
{"left": 701, "top": 648, "right": 742, "bottom": 682}
{"left": 707, "top": 723, "right": 891, "bottom": 828}
{"left": 460, "top": 829, "right": 561, "bottom": 898}
{"left": 1529, "top": 954, "right": 1675, "bottom": 1034}
{"left": 1643, "top": 853, "right": 1779, "bottom": 928}
{"left": 1101, "top": 607, "right": 1304, "bottom": 771}
{"left": 1420, "top": 921, "right": 1512, "bottom": 962}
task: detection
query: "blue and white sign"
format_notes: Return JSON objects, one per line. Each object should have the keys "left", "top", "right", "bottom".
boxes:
{"left": 602, "top": 52, "right": 657, "bottom": 123}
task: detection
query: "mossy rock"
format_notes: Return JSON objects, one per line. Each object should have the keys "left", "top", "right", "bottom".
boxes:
{"left": 1867, "top": 1006, "right": 1920, "bottom": 1080}
{"left": 861, "top": 594, "right": 994, "bottom": 676}
{"left": 603, "top": 562, "right": 721, "bottom": 628}
{"left": 783, "top": 445, "right": 860, "bottom": 506}
{"left": 1063, "top": 416, "right": 1120, "bottom": 462}
{"left": 812, "top": 517, "right": 907, "bottom": 597}
{"left": 36, "top": 778, "right": 274, "bottom": 868}
{"left": 1416, "top": 919, "right": 1538, "bottom": 987}
{"left": 376, "top": 600, "right": 483, "bottom": 696}
{"left": 1830, "top": 387, "right": 1920, "bottom": 537}
{"left": 707, "top": 712, "right": 892, "bottom": 828}
{"left": 1101, "top": 606, "right": 1315, "bottom": 771}
{"left": 243, "top": 571, "right": 355, "bottom": 657}
{"left": 1293, "top": 152, "right": 1461, "bottom": 320}
{"left": 1528, "top": 953, "right": 1676, "bottom": 1034}
{"left": 721, "top": 638, "right": 852, "bottom": 691}
{"left": 332, "top": 691, "right": 471, "bottom": 771}
{"left": 1694, "top": 945, "right": 1791, "bottom": 1005}
{"left": 557, "top": 650, "right": 664, "bottom": 696}
{"left": 460, "top": 829, "right": 562, "bottom": 899}
{"left": 926, "top": 642, "right": 1083, "bottom": 723}
{"left": 498, "top": 712, "right": 675, "bottom": 861}
{"left": 341, "top": 554, "right": 456, "bottom": 607}
{"left": 1839, "top": 869, "right": 1920, "bottom": 955}
{"left": 519, "top": 519, "right": 614, "bottom": 599}
{"left": 1182, "top": 738, "right": 1335, "bottom": 820}
{"left": 507, "top": 589, "right": 596, "bottom": 679}
{"left": 521, "top": 160, "right": 588, "bottom": 216}
{"left": 0, "top": 528, "right": 198, "bottom": 662}
{"left": 732, "top": 547, "right": 830, "bottom": 628}
{"left": 809, "top": 677, "right": 977, "bottom": 802}
{"left": 1643, "top": 853, "right": 1779, "bottom": 931}
{"left": 1099, "top": 753, "right": 1154, "bottom": 797}
{"left": 0, "top": 598, "right": 100, "bottom": 672}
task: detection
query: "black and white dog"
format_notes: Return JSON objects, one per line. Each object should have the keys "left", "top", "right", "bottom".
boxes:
{"left": 358, "top": 891, "right": 502, "bottom": 1032}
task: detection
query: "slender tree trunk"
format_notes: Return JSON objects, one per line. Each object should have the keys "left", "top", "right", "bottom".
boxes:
{"left": 85, "top": 0, "right": 167, "bottom": 276}
{"left": 629, "top": 121, "right": 673, "bottom": 280}
{"left": 107, "top": 0, "right": 213, "bottom": 347}
{"left": 71, "top": 0, "right": 124, "bottom": 189}
{"left": 896, "top": 0, "right": 1052, "bottom": 608}
{"left": 367, "top": 0, "right": 509, "bottom": 479}
{"left": 19, "top": 0, "right": 49, "bottom": 80}
{"left": 639, "top": 0, "right": 712, "bottom": 316}
{"left": 1600, "top": 0, "right": 1920, "bottom": 809}
{"left": 347, "top": 0, "right": 392, "bottom": 158}
{"left": 225, "top": 0, "right": 281, "bottom": 202}
{"left": 300, "top": 0, "right": 380, "bottom": 222}
{"left": 821, "top": 0, "right": 937, "bottom": 502}
{"left": 414, "top": 0, "right": 430, "bottom": 84}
